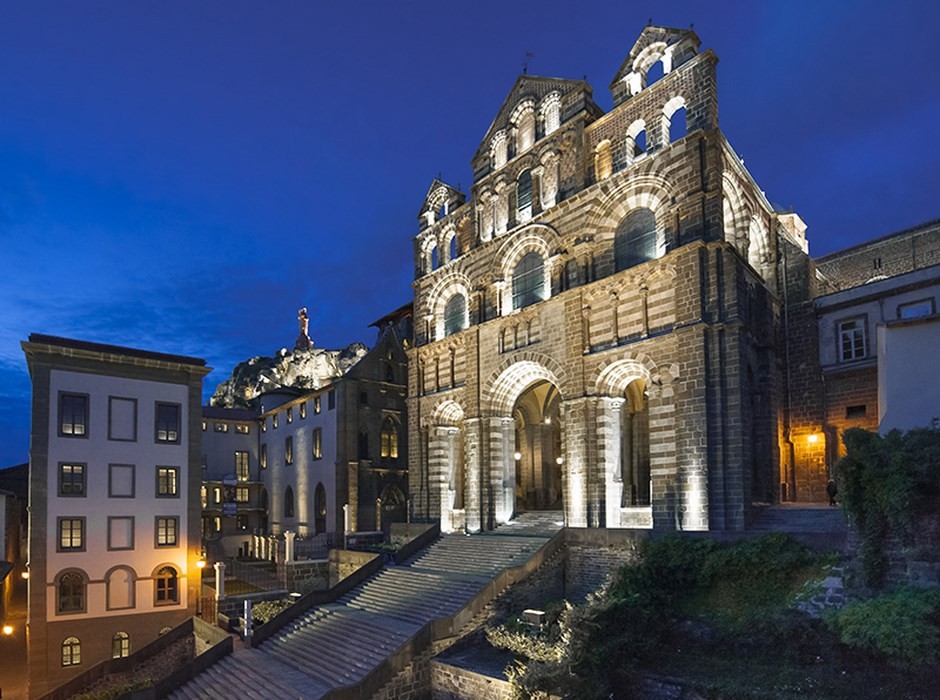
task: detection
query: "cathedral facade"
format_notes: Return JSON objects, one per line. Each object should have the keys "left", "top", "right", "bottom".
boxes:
{"left": 407, "top": 26, "right": 816, "bottom": 533}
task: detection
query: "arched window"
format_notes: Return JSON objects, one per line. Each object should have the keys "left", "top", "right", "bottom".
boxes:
{"left": 517, "top": 170, "right": 533, "bottom": 219}
{"left": 594, "top": 140, "right": 612, "bottom": 180}
{"left": 430, "top": 244, "right": 439, "bottom": 271}
{"left": 668, "top": 106, "right": 687, "bottom": 142}
{"left": 284, "top": 486, "right": 294, "bottom": 518}
{"left": 541, "top": 93, "right": 561, "bottom": 135}
{"left": 443, "top": 294, "right": 466, "bottom": 337}
{"left": 517, "top": 109, "right": 536, "bottom": 152}
{"left": 112, "top": 632, "right": 130, "bottom": 659}
{"left": 449, "top": 234, "right": 458, "bottom": 261}
{"left": 512, "top": 252, "right": 545, "bottom": 310}
{"left": 57, "top": 571, "right": 85, "bottom": 614}
{"left": 154, "top": 566, "right": 179, "bottom": 605}
{"left": 645, "top": 59, "right": 665, "bottom": 87}
{"left": 664, "top": 96, "right": 687, "bottom": 144}
{"left": 380, "top": 417, "right": 399, "bottom": 459}
{"left": 314, "top": 483, "right": 327, "bottom": 534}
{"left": 61, "top": 637, "right": 81, "bottom": 666}
{"left": 615, "top": 209, "right": 658, "bottom": 272}
{"left": 491, "top": 131, "right": 508, "bottom": 169}
{"left": 106, "top": 566, "right": 135, "bottom": 610}
{"left": 626, "top": 120, "right": 647, "bottom": 166}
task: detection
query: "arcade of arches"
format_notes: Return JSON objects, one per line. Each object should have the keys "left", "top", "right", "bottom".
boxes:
{"left": 418, "top": 356, "right": 687, "bottom": 534}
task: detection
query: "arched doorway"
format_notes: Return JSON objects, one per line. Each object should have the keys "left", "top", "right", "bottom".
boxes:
{"left": 377, "top": 484, "right": 407, "bottom": 534}
{"left": 512, "top": 380, "right": 562, "bottom": 512}
{"left": 620, "top": 378, "right": 651, "bottom": 506}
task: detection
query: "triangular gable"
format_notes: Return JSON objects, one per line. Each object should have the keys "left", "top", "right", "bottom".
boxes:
{"left": 472, "top": 74, "right": 592, "bottom": 163}
{"left": 418, "top": 179, "right": 466, "bottom": 220}
{"left": 609, "top": 25, "right": 701, "bottom": 92}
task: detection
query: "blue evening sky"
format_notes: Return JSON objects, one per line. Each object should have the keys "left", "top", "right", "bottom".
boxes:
{"left": 1, "top": 0, "right": 938, "bottom": 467}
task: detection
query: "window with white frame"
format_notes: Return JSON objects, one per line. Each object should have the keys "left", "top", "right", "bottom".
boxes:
{"left": 838, "top": 317, "right": 866, "bottom": 362}
{"left": 155, "top": 517, "right": 178, "bottom": 547}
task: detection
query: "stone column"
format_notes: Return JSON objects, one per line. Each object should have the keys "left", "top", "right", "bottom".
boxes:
{"left": 597, "top": 397, "right": 625, "bottom": 528}
{"left": 560, "top": 398, "right": 590, "bottom": 527}
{"left": 285, "top": 531, "right": 295, "bottom": 563}
{"left": 464, "top": 418, "right": 483, "bottom": 532}
{"left": 531, "top": 165, "right": 544, "bottom": 214}
{"left": 428, "top": 425, "right": 451, "bottom": 529}
{"left": 539, "top": 151, "right": 558, "bottom": 209}
{"left": 483, "top": 416, "right": 515, "bottom": 527}
{"left": 214, "top": 562, "right": 226, "bottom": 601}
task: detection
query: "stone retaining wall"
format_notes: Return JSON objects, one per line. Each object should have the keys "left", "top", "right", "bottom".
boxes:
{"left": 431, "top": 660, "right": 511, "bottom": 700}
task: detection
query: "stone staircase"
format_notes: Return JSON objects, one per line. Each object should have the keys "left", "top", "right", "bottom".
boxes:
{"left": 749, "top": 504, "right": 848, "bottom": 534}
{"left": 168, "top": 513, "right": 561, "bottom": 700}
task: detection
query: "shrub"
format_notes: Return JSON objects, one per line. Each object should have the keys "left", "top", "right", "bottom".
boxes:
{"left": 829, "top": 586, "right": 940, "bottom": 666}
{"left": 837, "top": 424, "right": 940, "bottom": 587}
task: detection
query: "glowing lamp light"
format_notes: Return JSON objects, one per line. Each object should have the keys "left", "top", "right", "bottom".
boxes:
{"left": 513, "top": 452, "right": 522, "bottom": 461}
{"left": 2, "top": 625, "right": 12, "bottom": 636}
{"left": 21, "top": 571, "right": 29, "bottom": 580}
{"left": 807, "top": 433, "right": 819, "bottom": 444}
{"left": 196, "top": 558, "right": 206, "bottom": 570}
{"left": 544, "top": 417, "right": 552, "bottom": 425}
{"left": 556, "top": 457, "right": 564, "bottom": 465}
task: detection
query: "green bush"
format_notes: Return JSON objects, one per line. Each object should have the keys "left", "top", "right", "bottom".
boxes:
{"left": 837, "top": 425, "right": 940, "bottom": 587}
{"left": 829, "top": 586, "right": 940, "bottom": 666}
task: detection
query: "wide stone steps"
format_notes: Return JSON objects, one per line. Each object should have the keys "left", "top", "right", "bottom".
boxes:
{"left": 168, "top": 648, "right": 326, "bottom": 700}
{"left": 339, "top": 568, "right": 487, "bottom": 624}
{"left": 750, "top": 505, "right": 848, "bottom": 533}
{"left": 405, "top": 534, "right": 546, "bottom": 575}
{"left": 168, "top": 515, "right": 559, "bottom": 700}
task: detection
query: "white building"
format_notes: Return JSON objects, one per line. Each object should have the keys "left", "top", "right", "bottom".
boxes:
{"left": 22, "top": 334, "right": 210, "bottom": 697}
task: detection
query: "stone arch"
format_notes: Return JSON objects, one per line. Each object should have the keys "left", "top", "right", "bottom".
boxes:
{"left": 429, "top": 398, "right": 465, "bottom": 427}
{"left": 493, "top": 224, "right": 561, "bottom": 314}
{"left": 594, "top": 139, "right": 613, "bottom": 181}
{"left": 625, "top": 118, "right": 648, "bottom": 165}
{"left": 442, "top": 224, "right": 459, "bottom": 263}
{"left": 748, "top": 215, "right": 771, "bottom": 275}
{"left": 631, "top": 42, "right": 670, "bottom": 90}
{"left": 426, "top": 186, "right": 452, "bottom": 221}
{"left": 420, "top": 234, "right": 439, "bottom": 274}
{"left": 586, "top": 174, "right": 672, "bottom": 239}
{"left": 490, "top": 130, "right": 509, "bottom": 169}
{"left": 586, "top": 176, "right": 672, "bottom": 268}
{"left": 663, "top": 95, "right": 687, "bottom": 143}
{"left": 426, "top": 271, "right": 472, "bottom": 342}
{"left": 593, "top": 356, "right": 657, "bottom": 397}
{"left": 540, "top": 91, "right": 562, "bottom": 135}
{"left": 721, "top": 172, "right": 750, "bottom": 252}
{"left": 483, "top": 355, "right": 567, "bottom": 416}
{"left": 510, "top": 99, "right": 537, "bottom": 153}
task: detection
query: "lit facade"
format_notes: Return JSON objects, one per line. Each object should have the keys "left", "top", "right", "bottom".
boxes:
{"left": 408, "top": 25, "right": 822, "bottom": 532}
{"left": 21, "top": 334, "right": 209, "bottom": 697}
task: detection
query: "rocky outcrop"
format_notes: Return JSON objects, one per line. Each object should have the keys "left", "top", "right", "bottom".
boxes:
{"left": 210, "top": 343, "right": 368, "bottom": 408}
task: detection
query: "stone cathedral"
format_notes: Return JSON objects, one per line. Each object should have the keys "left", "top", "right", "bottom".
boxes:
{"left": 407, "top": 26, "right": 818, "bottom": 533}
